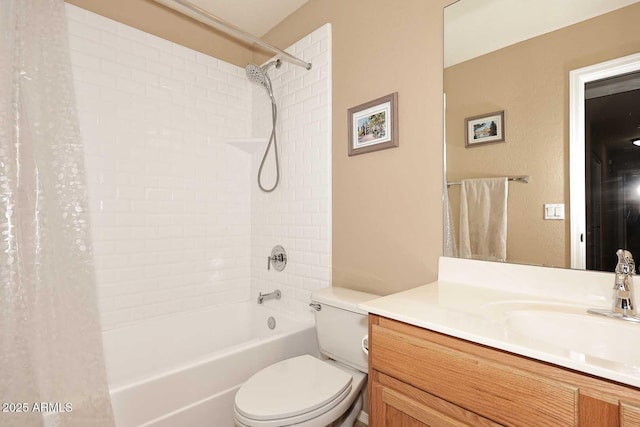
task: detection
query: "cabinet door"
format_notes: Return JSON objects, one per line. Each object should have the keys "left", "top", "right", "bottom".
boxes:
{"left": 370, "top": 376, "right": 503, "bottom": 427}
{"left": 621, "top": 401, "right": 640, "bottom": 426}
{"left": 578, "top": 394, "right": 619, "bottom": 426}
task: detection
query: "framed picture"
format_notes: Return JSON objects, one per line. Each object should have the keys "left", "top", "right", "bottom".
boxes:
{"left": 348, "top": 92, "right": 398, "bottom": 156}
{"left": 465, "top": 110, "right": 505, "bottom": 147}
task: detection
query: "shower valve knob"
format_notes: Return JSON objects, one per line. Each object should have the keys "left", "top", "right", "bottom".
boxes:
{"left": 267, "top": 245, "right": 287, "bottom": 271}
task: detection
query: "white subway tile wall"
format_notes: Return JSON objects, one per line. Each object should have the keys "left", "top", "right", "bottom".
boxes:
{"left": 251, "top": 24, "right": 332, "bottom": 321}
{"left": 65, "top": 5, "right": 331, "bottom": 329}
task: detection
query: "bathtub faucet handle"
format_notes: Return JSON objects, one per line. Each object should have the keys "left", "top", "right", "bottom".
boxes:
{"left": 267, "top": 245, "right": 287, "bottom": 271}
{"left": 266, "top": 254, "right": 285, "bottom": 270}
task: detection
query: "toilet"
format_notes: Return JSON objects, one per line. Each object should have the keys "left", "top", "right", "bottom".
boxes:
{"left": 233, "top": 287, "right": 378, "bottom": 427}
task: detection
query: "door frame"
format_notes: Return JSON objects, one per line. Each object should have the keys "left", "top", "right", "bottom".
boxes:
{"left": 569, "top": 52, "right": 640, "bottom": 269}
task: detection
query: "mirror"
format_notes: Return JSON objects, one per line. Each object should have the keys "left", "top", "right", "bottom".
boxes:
{"left": 444, "top": 0, "right": 640, "bottom": 270}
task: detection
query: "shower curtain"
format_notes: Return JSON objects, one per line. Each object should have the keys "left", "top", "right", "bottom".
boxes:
{"left": 0, "top": 1, "right": 114, "bottom": 426}
{"left": 443, "top": 181, "right": 458, "bottom": 258}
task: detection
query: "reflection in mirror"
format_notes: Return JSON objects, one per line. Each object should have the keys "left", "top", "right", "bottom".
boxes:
{"left": 585, "top": 71, "right": 640, "bottom": 270}
{"left": 444, "top": 0, "right": 640, "bottom": 271}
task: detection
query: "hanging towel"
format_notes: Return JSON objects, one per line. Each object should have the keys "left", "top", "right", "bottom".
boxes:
{"left": 459, "top": 177, "right": 508, "bottom": 262}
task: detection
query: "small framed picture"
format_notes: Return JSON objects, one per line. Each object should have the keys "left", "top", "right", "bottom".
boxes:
{"left": 465, "top": 110, "right": 505, "bottom": 148}
{"left": 348, "top": 92, "right": 398, "bottom": 156}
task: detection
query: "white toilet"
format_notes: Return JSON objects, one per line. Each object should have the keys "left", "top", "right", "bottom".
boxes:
{"left": 233, "top": 287, "right": 378, "bottom": 427}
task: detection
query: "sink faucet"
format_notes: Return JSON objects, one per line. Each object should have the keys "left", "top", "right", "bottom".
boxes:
{"left": 257, "top": 289, "right": 281, "bottom": 304}
{"left": 612, "top": 249, "right": 636, "bottom": 316}
{"left": 588, "top": 249, "right": 640, "bottom": 322}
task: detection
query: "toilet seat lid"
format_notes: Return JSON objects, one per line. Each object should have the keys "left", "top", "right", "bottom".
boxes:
{"left": 235, "top": 355, "right": 352, "bottom": 421}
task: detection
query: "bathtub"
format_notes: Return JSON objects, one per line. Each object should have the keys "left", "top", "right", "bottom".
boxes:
{"left": 102, "top": 302, "right": 319, "bottom": 427}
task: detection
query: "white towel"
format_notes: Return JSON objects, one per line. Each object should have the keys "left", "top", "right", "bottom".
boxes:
{"left": 459, "top": 177, "right": 508, "bottom": 262}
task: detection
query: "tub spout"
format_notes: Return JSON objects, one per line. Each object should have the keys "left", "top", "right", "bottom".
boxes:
{"left": 258, "top": 289, "right": 281, "bottom": 304}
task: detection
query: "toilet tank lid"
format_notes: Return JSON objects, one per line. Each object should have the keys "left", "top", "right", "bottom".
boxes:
{"left": 311, "top": 287, "right": 379, "bottom": 314}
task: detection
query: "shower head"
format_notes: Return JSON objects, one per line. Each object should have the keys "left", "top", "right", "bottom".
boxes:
{"left": 245, "top": 64, "right": 267, "bottom": 86}
{"left": 246, "top": 60, "right": 280, "bottom": 84}
{"left": 245, "top": 60, "right": 281, "bottom": 100}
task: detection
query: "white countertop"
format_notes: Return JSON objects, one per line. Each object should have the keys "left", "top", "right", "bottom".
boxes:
{"left": 359, "top": 257, "right": 640, "bottom": 389}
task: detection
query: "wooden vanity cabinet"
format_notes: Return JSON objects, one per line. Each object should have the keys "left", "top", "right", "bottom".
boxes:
{"left": 368, "top": 314, "right": 640, "bottom": 426}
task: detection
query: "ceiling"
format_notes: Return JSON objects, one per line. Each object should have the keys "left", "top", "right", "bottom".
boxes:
{"left": 445, "top": 0, "right": 639, "bottom": 67}
{"left": 189, "top": 0, "right": 312, "bottom": 37}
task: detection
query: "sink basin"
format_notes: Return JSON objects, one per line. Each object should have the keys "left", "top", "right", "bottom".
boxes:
{"left": 480, "top": 301, "right": 640, "bottom": 366}
{"left": 506, "top": 310, "right": 640, "bottom": 365}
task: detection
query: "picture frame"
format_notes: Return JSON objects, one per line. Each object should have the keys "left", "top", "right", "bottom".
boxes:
{"left": 465, "top": 110, "right": 505, "bottom": 148}
{"left": 348, "top": 92, "right": 398, "bottom": 156}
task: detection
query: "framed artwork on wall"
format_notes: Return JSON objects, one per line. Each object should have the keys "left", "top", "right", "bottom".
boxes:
{"left": 465, "top": 110, "right": 505, "bottom": 147}
{"left": 348, "top": 92, "right": 398, "bottom": 156}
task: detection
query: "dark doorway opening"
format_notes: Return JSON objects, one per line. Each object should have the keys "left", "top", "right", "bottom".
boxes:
{"left": 586, "top": 72, "right": 640, "bottom": 271}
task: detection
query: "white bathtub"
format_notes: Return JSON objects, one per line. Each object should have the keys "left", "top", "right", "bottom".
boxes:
{"left": 102, "top": 302, "right": 319, "bottom": 427}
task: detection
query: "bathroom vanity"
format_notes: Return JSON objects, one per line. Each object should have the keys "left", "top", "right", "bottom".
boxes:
{"left": 360, "top": 257, "right": 640, "bottom": 426}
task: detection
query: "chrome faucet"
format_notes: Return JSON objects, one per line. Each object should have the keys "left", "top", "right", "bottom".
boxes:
{"left": 588, "top": 249, "right": 640, "bottom": 322}
{"left": 611, "top": 249, "right": 636, "bottom": 316}
{"left": 257, "top": 289, "right": 281, "bottom": 304}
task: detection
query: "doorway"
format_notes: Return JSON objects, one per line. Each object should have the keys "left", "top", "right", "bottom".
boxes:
{"left": 585, "top": 85, "right": 640, "bottom": 270}
{"left": 570, "top": 53, "right": 640, "bottom": 270}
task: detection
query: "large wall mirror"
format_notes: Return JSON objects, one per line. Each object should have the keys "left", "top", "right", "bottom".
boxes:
{"left": 444, "top": 0, "right": 640, "bottom": 271}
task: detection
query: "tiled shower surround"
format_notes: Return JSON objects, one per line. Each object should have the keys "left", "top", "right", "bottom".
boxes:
{"left": 251, "top": 24, "right": 332, "bottom": 321}
{"left": 66, "top": 4, "right": 331, "bottom": 330}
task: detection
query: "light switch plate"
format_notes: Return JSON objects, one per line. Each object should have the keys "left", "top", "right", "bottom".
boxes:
{"left": 544, "top": 203, "right": 565, "bottom": 220}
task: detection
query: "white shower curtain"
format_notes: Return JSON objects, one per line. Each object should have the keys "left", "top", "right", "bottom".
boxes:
{"left": 0, "top": 1, "right": 114, "bottom": 426}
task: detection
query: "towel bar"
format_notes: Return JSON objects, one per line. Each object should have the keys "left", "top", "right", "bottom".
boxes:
{"left": 446, "top": 175, "right": 530, "bottom": 187}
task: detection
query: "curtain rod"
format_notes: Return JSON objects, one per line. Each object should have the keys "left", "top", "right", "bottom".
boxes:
{"left": 446, "top": 175, "right": 530, "bottom": 187}
{"left": 152, "top": 0, "right": 312, "bottom": 70}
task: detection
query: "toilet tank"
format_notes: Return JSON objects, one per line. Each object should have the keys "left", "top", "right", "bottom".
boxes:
{"left": 311, "top": 287, "right": 379, "bottom": 373}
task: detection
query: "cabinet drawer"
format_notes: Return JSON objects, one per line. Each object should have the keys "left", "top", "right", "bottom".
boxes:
{"left": 372, "top": 373, "right": 503, "bottom": 427}
{"left": 371, "top": 322, "right": 578, "bottom": 426}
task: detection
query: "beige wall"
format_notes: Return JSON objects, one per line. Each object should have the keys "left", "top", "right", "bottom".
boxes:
{"left": 65, "top": 0, "right": 253, "bottom": 66}
{"left": 259, "top": 0, "right": 454, "bottom": 295}
{"left": 445, "top": 3, "right": 640, "bottom": 269}
{"left": 68, "top": 0, "right": 454, "bottom": 296}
